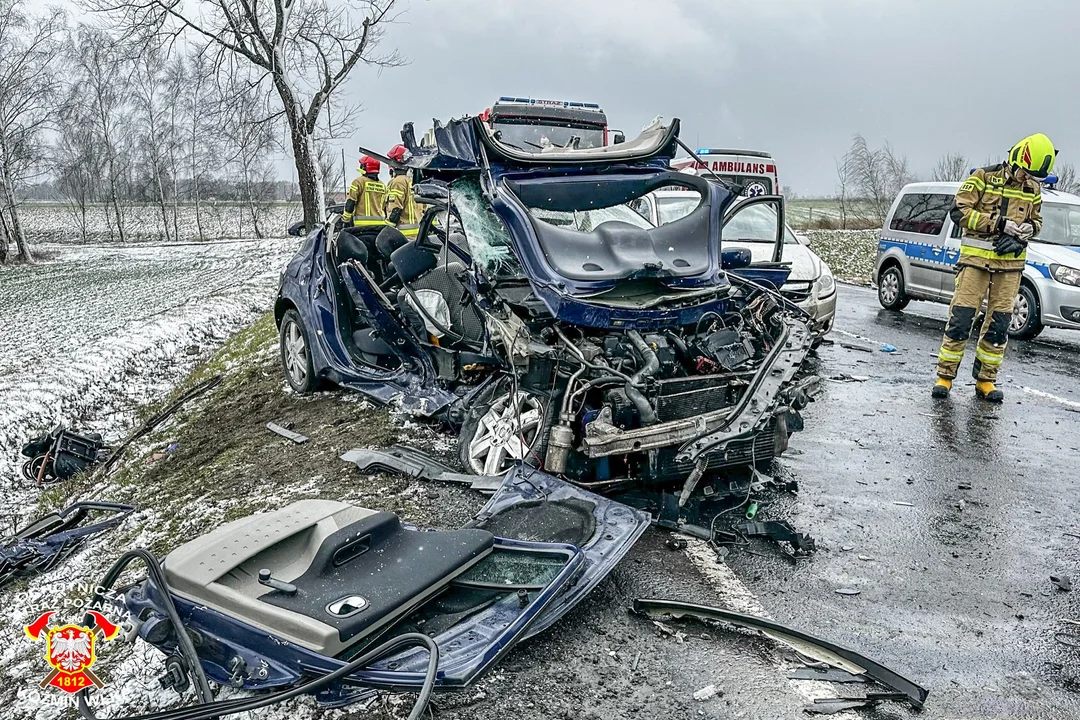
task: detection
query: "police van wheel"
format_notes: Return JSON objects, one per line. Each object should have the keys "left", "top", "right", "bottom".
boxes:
{"left": 877, "top": 265, "right": 910, "bottom": 311}
{"left": 1009, "top": 284, "right": 1043, "bottom": 340}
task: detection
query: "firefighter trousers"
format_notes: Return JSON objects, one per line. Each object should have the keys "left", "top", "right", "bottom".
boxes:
{"left": 936, "top": 265, "right": 1021, "bottom": 383}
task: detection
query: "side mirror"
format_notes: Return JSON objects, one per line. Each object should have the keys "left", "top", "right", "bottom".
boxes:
{"left": 721, "top": 248, "right": 753, "bottom": 270}
{"left": 287, "top": 221, "right": 306, "bottom": 237}
{"left": 611, "top": 130, "right": 626, "bottom": 145}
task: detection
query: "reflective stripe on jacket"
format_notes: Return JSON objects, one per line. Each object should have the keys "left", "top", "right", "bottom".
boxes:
{"left": 342, "top": 176, "right": 390, "bottom": 227}
{"left": 949, "top": 164, "right": 1042, "bottom": 271}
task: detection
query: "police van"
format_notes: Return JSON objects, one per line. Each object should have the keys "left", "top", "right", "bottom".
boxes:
{"left": 874, "top": 180, "right": 1080, "bottom": 338}
{"left": 670, "top": 149, "right": 780, "bottom": 197}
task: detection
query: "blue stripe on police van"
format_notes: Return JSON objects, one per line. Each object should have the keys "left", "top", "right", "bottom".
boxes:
{"left": 880, "top": 237, "right": 1046, "bottom": 273}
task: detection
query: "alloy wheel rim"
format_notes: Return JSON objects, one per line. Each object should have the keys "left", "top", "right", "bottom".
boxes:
{"left": 880, "top": 271, "right": 899, "bottom": 304}
{"left": 1010, "top": 294, "right": 1029, "bottom": 332}
{"left": 284, "top": 321, "right": 308, "bottom": 387}
{"left": 467, "top": 392, "right": 544, "bottom": 475}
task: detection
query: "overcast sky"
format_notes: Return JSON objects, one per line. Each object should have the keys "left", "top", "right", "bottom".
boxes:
{"left": 324, "top": 0, "right": 1078, "bottom": 196}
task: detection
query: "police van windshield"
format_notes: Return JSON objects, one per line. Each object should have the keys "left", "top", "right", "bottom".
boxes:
{"left": 1037, "top": 202, "right": 1080, "bottom": 247}
{"left": 491, "top": 121, "right": 605, "bottom": 150}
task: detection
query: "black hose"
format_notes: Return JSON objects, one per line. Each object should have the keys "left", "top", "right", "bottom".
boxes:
{"left": 625, "top": 331, "right": 659, "bottom": 425}
{"left": 78, "top": 553, "right": 439, "bottom": 720}
{"left": 83, "top": 549, "right": 214, "bottom": 708}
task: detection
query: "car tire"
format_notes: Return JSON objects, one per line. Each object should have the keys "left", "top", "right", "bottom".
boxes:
{"left": 1009, "top": 283, "right": 1044, "bottom": 340}
{"left": 459, "top": 380, "right": 555, "bottom": 476}
{"left": 279, "top": 309, "right": 319, "bottom": 393}
{"left": 877, "top": 264, "right": 910, "bottom": 311}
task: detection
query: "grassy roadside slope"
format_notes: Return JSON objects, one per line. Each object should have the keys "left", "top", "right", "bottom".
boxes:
{"left": 5, "top": 312, "right": 483, "bottom": 720}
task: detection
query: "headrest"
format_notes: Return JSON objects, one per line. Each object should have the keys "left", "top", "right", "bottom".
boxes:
{"left": 390, "top": 242, "right": 438, "bottom": 284}
{"left": 376, "top": 225, "right": 410, "bottom": 259}
{"left": 337, "top": 231, "right": 370, "bottom": 266}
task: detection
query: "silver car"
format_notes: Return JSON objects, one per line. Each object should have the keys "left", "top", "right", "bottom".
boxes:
{"left": 874, "top": 181, "right": 1080, "bottom": 338}
{"left": 633, "top": 190, "right": 837, "bottom": 337}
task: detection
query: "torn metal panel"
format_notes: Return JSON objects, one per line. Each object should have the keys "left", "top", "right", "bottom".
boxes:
{"left": 632, "top": 598, "right": 929, "bottom": 709}
{"left": 340, "top": 445, "right": 505, "bottom": 493}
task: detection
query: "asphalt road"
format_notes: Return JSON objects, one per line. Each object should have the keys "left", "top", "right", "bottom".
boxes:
{"left": 440, "top": 283, "right": 1080, "bottom": 720}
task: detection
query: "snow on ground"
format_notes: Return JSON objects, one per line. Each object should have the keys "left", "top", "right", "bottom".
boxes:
{"left": 0, "top": 238, "right": 295, "bottom": 521}
{"left": 805, "top": 229, "right": 879, "bottom": 285}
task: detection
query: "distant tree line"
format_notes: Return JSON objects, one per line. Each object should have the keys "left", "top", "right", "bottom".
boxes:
{"left": 826, "top": 134, "right": 1080, "bottom": 231}
{"left": 0, "top": 0, "right": 400, "bottom": 264}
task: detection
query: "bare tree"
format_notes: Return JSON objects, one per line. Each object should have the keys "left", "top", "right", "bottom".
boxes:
{"left": 218, "top": 74, "right": 277, "bottom": 238}
{"left": 843, "top": 134, "right": 916, "bottom": 224}
{"left": 68, "top": 26, "right": 134, "bottom": 243}
{"left": 94, "top": 0, "right": 404, "bottom": 232}
{"left": 316, "top": 141, "right": 344, "bottom": 206}
{"left": 132, "top": 47, "right": 177, "bottom": 242}
{"left": 932, "top": 152, "right": 969, "bottom": 182}
{"left": 0, "top": 0, "right": 64, "bottom": 263}
{"left": 835, "top": 156, "right": 851, "bottom": 230}
{"left": 1054, "top": 162, "right": 1079, "bottom": 194}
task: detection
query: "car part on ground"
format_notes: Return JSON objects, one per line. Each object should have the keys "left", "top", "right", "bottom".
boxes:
{"left": 266, "top": 421, "right": 309, "bottom": 444}
{"left": 20, "top": 424, "right": 110, "bottom": 486}
{"left": 341, "top": 444, "right": 506, "bottom": 492}
{"left": 0, "top": 502, "right": 134, "bottom": 589}
{"left": 632, "top": 598, "right": 929, "bottom": 709}
{"left": 275, "top": 116, "right": 815, "bottom": 507}
{"left": 98, "top": 471, "right": 646, "bottom": 712}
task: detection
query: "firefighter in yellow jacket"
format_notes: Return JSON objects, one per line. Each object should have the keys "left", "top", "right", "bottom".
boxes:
{"left": 339, "top": 156, "right": 390, "bottom": 230}
{"left": 933, "top": 133, "right": 1056, "bottom": 402}
{"left": 384, "top": 144, "right": 424, "bottom": 237}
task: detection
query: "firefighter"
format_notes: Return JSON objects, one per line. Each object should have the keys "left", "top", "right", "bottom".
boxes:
{"left": 933, "top": 133, "right": 1056, "bottom": 402}
{"left": 339, "top": 156, "right": 390, "bottom": 230}
{"left": 384, "top": 144, "right": 424, "bottom": 238}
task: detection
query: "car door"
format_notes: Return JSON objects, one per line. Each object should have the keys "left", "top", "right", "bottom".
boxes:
{"left": 722, "top": 195, "right": 791, "bottom": 288}
{"left": 887, "top": 192, "right": 954, "bottom": 299}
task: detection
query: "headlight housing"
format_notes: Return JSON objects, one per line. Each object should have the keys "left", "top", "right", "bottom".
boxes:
{"left": 1050, "top": 264, "right": 1080, "bottom": 287}
{"left": 815, "top": 265, "right": 836, "bottom": 297}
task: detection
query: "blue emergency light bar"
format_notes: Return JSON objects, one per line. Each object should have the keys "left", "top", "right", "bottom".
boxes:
{"left": 497, "top": 96, "right": 602, "bottom": 109}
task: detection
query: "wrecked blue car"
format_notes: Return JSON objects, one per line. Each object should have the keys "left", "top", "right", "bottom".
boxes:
{"left": 275, "top": 117, "right": 814, "bottom": 492}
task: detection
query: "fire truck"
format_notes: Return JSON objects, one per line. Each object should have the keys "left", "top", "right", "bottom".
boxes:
{"left": 479, "top": 97, "right": 624, "bottom": 150}
{"left": 671, "top": 149, "right": 780, "bottom": 197}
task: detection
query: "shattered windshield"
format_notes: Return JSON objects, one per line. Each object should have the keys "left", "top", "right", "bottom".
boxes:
{"left": 492, "top": 121, "right": 605, "bottom": 150}
{"left": 452, "top": 177, "right": 524, "bottom": 277}
{"left": 1037, "top": 202, "right": 1080, "bottom": 246}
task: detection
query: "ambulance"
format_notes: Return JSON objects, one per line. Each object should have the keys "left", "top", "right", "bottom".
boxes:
{"left": 671, "top": 149, "right": 780, "bottom": 197}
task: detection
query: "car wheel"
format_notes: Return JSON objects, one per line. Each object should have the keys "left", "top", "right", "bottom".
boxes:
{"left": 877, "top": 264, "right": 910, "bottom": 310}
{"left": 1009, "top": 284, "right": 1044, "bottom": 340}
{"left": 279, "top": 309, "right": 318, "bottom": 393}
{"left": 459, "top": 386, "right": 552, "bottom": 475}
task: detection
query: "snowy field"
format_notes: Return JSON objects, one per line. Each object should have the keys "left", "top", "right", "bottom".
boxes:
{"left": 0, "top": 238, "right": 296, "bottom": 519}
{"left": 12, "top": 202, "right": 302, "bottom": 245}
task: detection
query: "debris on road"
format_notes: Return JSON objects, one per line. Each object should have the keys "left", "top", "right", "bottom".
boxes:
{"left": 880, "top": 344, "right": 898, "bottom": 352}
{"left": 829, "top": 373, "right": 870, "bottom": 382}
{"left": 1051, "top": 575, "right": 1073, "bottom": 592}
{"left": 788, "top": 668, "right": 868, "bottom": 683}
{"left": 267, "top": 421, "right": 309, "bottom": 444}
{"left": 840, "top": 342, "right": 874, "bottom": 353}
{"left": 653, "top": 620, "right": 688, "bottom": 643}
{"left": 893, "top": 501, "right": 915, "bottom": 507}
{"left": 633, "top": 599, "right": 929, "bottom": 709}
{"left": 0, "top": 502, "right": 134, "bottom": 589}
{"left": 665, "top": 537, "right": 689, "bottom": 551}
{"left": 835, "top": 587, "right": 861, "bottom": 596}
{"left": 693, "top": 684, "right": 721, "bottom": 701}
